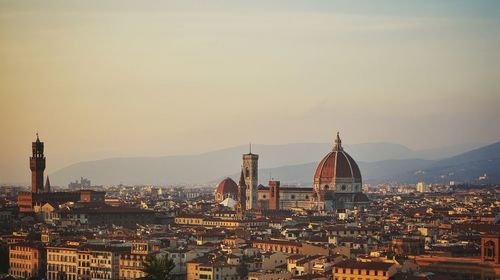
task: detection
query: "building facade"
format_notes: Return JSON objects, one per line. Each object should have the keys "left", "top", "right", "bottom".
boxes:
{"left": 332, "top": 260, "right": 397, "bottom": 280}
{"left": 119, "top": 241, "right": 155, "bottom": 280}
{"left": 9, "top": 242, "right": 46, "bottom": 279}
{"left": 187, "top": 256, "right": 240, "bottom": 280}
{"left": 47, "top": 244, "right": 79, "bottom": 280}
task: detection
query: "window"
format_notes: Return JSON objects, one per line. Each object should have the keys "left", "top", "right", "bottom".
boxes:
{"left": 485, "top": 240, "right": 496, "bottom": 260}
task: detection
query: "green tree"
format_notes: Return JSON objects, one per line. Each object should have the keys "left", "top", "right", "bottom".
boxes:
{"left": 236, "top": 255, "right": 249, "bottom": 279}
{"left": 140, "top": 254, "right": 175, "bottom": 280}
{"left": 0, "top": 243, "right": 8, "bottom": 273}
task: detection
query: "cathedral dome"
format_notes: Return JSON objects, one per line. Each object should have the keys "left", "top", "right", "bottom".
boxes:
{"left": 215, "top": 177, "right": 238, "bottom": 203}
{"left": 216, "top": 177, "right": 238, "bottom": 195}
{"left": 314, "top": 133, "right": 362, "bottom": 184}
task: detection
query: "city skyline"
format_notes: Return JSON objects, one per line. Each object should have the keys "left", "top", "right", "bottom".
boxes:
{"left": 0, "top": 2, "right": 499, "bottom": 279}
{"left": 1, "top": 0, "right": 500, "bottom": 183}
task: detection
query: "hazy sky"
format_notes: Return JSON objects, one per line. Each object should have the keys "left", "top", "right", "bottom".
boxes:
{"left": 1, "top": 0, "right": 500, "bottom": 184}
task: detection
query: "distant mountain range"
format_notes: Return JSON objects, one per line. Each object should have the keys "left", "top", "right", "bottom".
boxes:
{"left": 50, "top": 141, "right": 499, "bottom": 186}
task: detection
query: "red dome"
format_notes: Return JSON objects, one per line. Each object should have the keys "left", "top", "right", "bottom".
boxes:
{"left": 216, "top": 177, "right": 238, "bottom": 194}
{"left": 314, "top": 133, "right": 362, "bottom": 184}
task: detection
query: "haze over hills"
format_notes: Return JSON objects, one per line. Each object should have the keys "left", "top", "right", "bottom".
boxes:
{"left": 255, "top": 141, "right": 500, "bottom": 185}
{"left": 247, "top": 159, "right": 435, "bottom": 186}
{"left": 392, "top": 141, "right": 500, "bottom": 184}
{"left": 48, "top": 141, "right": 492, "bottom": 186}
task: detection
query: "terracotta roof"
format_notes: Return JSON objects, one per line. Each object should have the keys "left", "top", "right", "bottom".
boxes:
{"left": 314, "top": 137, "right": 361, "bottom": 184}
{"left": 334, "top": 260, "right": 394, "bottom": 271}
{"left": 216, "top": 178, "right": 238, "bottom": 195}
{"left": 58, "top": 205, "right": 152, "bottom": 214}
{"left": 253, "top": 239, "right": 302, "bottom": 247}
{"left": 176, "top": 214, "right": 204, "bottom": 219}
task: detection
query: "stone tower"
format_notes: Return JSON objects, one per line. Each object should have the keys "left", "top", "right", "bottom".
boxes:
{"left": 236, "top": 167, "right": 247, "bottom": 216}
{"left": 45, "top": 176, "right": 51, "bottom": 193}
{"left": 30, "top": 133, "right": 46, "bottom": 193}
{"left": 243, "top": 145, "right": 258, "bottom": 210}
{"left": 268, "top": 180, "right": 280, "bottom": 210}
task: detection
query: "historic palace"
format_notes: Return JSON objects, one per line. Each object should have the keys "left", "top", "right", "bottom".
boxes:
{"left": 17, "top": 135, "right": 105, "bottom": 213}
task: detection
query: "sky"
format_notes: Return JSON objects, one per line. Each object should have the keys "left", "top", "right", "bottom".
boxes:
{"left": 1, "top": 0, "right": 500, "bottom": 184}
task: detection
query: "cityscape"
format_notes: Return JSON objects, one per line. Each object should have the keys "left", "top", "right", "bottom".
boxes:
{"left": 1, "top": 1, "right": 500, "bottom": 280}
{"left": 1, "top": 133, "right": 499, "bottom": 280}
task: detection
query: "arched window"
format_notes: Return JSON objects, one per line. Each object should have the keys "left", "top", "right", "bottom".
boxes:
{"left": 485, "top": 240, "right": 496, "bottom": 260}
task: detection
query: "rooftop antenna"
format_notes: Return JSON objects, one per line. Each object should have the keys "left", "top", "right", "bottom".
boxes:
{"left": 249, "top": 142, "right": 252, "bottom": 154}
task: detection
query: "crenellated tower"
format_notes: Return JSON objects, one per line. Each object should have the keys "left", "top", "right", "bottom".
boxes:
{"left": 30, "top": 133, "right": 46, "bottom": 193}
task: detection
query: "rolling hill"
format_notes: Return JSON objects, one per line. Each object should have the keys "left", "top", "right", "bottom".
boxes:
{"left": 394, "top": 141, "right": 500, "bottom": 184}
{"left": 49, "top": 141, "right": 496, "bottom": 186}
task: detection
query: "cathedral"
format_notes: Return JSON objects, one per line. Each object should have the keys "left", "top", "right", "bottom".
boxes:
{"left": 215, "top": 133, "right": 369, "bottom": 212}
{"left": 312, "top": 132, "right": 369, "bottom": 211}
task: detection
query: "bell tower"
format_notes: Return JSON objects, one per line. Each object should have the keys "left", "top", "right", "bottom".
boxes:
{"left": 30, "top": 133, "right": 46, "bottom": 193}
{"left": 243, "top": 144, "right": 258, "bottom": 210}
{"left": 268, "top": 180, "right": 280, "bottom": 210}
